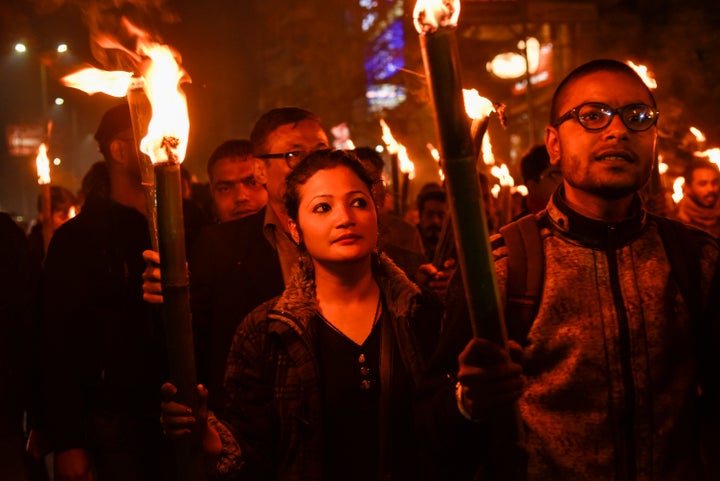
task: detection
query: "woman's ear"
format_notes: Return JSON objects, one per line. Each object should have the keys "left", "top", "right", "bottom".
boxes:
{"left": 288, "top": 218, "right": 302, "bottom": 245}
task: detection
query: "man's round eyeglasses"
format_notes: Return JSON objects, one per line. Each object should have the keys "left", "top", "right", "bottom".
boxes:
{"left": 552, "top": 103, "right": 659, "bottom": 132}
{"left": 257, "top": 151, "right": 310, "bottom": 168}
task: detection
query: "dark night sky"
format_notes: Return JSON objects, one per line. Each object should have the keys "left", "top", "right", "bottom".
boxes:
{"left": 1, "top": 0, "right": 719, "bottom": 221}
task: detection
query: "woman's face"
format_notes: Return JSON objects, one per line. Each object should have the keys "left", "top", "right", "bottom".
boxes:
{"left": 291, "top": 165, "right": 378, "bottom": 266}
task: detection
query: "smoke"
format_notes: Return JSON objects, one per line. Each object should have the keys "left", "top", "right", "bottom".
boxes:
{"left": 33, "top": 0, "right": 181, "bottom": 72}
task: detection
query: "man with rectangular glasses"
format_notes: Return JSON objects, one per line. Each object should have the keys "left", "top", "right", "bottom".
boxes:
{"left": 422, "top": 58, "right": 720, "bottom": 481}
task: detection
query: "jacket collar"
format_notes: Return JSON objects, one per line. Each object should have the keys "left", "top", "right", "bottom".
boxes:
{"left": 268, "top": 252, "right": 421, "bottom": 335}
{"left": 544, "top": 185, "right": 648, "bottom": 250}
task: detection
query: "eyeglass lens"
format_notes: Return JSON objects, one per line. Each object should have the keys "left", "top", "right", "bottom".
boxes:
{"left": 577, "top": 103, "right": 656, "bottom": 131}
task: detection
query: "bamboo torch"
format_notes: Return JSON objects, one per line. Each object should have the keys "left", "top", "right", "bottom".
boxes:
{"left": 35, "top": 143, "right": 52, "bottom": 255}
{"left": 379, "top": 119, "right": 409, "bottom": 216}
{"left": 414, "top": 0, "right": 525, "bottom": 478}
{"left": 137, "top": 42, "right": 203, "bottom": 481}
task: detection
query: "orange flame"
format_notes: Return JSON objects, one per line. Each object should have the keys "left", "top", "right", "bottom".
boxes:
{"left": 490, "top": 163, "right": 514, "bottom": 187}
{"left": 482, "top": 132, "right": 495, "bottom": 166}
{"left": 626, "top": 60, "right": 657, "bottom": 89}
{"left": 695, "top": 148, "right": 720, "bottom": 170}
{"left": 689, "top": 126, "right": 706, "bottom": 143}
{"left": 61, "top": 67, "right": 134, "bottom": 97}
{"left": 413, "top": 0, "right": 460, "bottom": 34}
{"left": 463, "top": 89, "right": 495, "bottom": 120}
{"left": 672, "top": 177, "right": 685, "bottom": 203}
{"left": 36, "top": 143, "right": 51, "bottom": 185}
{"left": 379, "top": 119, "right": 414, "bottom": 179}
{"left": 139, "top": 43, "right": 189, "bottom": 164}
{"left": 426, "top": 142, "right": 444, "bottom": 182}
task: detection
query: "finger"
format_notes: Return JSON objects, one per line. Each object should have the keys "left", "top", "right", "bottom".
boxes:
{"left": 458, "top": 338, "right": 509, "bottom": 366}
{"left": 142, "top": 249, "right": 161, "bottom": 265}
{"left": 161, "top": 382, "right": 178, "bottom": 400}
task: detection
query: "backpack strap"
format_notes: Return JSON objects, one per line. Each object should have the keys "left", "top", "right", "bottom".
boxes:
{"left": 499, "top": 214, "right": 545, "bottom": 344}
{"left": 652, "top": 215, "right": 703, "bottom": 329}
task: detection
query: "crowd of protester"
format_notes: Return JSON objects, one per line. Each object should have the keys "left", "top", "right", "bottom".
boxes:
{"left": 1, "top": 58, "right": 719, "bottom": 481}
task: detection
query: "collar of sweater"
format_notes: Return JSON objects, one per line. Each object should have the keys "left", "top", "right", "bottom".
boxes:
{"left": 544, "top": 185, "right": 647, "bottom": 250}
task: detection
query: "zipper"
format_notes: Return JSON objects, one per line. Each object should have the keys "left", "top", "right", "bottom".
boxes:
{"left": 606, "top": 224, "right": 637, "bottom": 481}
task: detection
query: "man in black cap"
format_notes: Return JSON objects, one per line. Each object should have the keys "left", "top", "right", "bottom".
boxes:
{"left": 41, "top": 102, "right": 173, "bottom": 481}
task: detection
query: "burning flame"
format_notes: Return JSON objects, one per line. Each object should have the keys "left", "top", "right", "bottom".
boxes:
{"left": 379, "top": 119, "right": 414, "bottom": 179}
{"left": 413, "top": 0, "right": 460, "bottom": 34}
{"left": 139, "top": 43, "right": 189, "bottom": 164}
{"left": 61, "top": 18, "right": 189, "bottom": 164}
{"left": 515, "top": 185, "right": 528, "bottom": 196}
{"left": 690, "top": 126, "right": 706, "bottom": 143}
{"left": 491, "top": 163, "right": 514, "bottom": 188}
{"left": 626, "top": 60, "right": 657, "bottom": 89}
{"left": 463, "top": 89, "right": 495, "bottom": 120}
{"left": 61, "top": 68, "right": 133, "bottom": 97}
{"left": 379, "top": 119, "right": 401, "bottom": 155}
{"left": 36, "top": 143, "right": 51, "bottom": 185}
{"left": 672, "top": 177, "right": 685, "bottom": 204}
{"left": 68, "top": 206, "right": 77, "bottom": 219}
{"left": 695, "top": 148, "right": 720, "bottom": 170}
{"left": 482, "top": 133, "right": 495, "bottom": 166}
{"left": 426, "top": 142, "right": 444, "bottom": 182}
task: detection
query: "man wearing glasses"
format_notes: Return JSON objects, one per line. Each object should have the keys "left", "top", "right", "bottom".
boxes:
{"left": 422, "top": 59, "right": 720, "bottom": 480}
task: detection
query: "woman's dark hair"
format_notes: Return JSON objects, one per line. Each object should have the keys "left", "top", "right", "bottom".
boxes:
{"left": 284, "top": 149, "right": 375, "bottom": 223}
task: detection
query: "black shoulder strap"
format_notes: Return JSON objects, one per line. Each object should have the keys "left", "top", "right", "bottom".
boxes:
{"left": 653, "top": 215, "right": 702, "bottom": 324}
{"left": 499, "top": 214, "right": 545, "bottom": 344}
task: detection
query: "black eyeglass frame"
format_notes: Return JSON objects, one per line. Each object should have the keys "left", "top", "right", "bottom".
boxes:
{"left": 256, "top": 151, "right": 309, "bottom": 168}
{"left": 552, "top": 102, "right": 659, "bottom": 132}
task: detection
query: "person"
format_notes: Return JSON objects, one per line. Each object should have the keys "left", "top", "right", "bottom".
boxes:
{"left": 27, "top": 186, "right": 78, "bottom": 266}
{"left": 206, "top": 139, "right": 268, "bottom": 223}
{"left": 676, "top": 159, "right": 720, "bottom": 237}
{"left": 516, "top": 143, "right": 562, "bottom": 218}
{"left": 40, "top": 102, "right": 173, "bottom": 481}
{"left": 144, "top": 107, "right": 331, "bottom": 415}
{"left": 416, "top": 188, "right": 448, "bottom": 261}
{"left": 0, "top": 212, "right": 35, "bottom": 481}
{"left": 419, "top": 59, "right": 720, "bottom": 480}
{"left": 160, "top": 149, "right": 444, "bottom": 481}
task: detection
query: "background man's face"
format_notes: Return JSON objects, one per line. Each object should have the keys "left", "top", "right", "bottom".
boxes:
{"left": 210, "top": 156, "right": 267, "bottom": 222}
{"left": 418, "top": 199, "right": 447, "bottom": 242}
{"left": 686, "top": 167, "right": 720, "bottom": 208}
{"left": 262, "top": 119, "right": 329, "bottom": 210}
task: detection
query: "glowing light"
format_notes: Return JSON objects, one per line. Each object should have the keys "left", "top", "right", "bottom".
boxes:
{"left": 36, "top": 143, "right": 51, "bottom": 185}
{"left": 15, "top": 43, "right": 27, "bottom": 53}
{"left": 379, "top": 119, "right": 414, "bottom": 179}
{"left": 53, "top": 157, "right": 61, "bottom": 166}
{"left": 57, "top": 43, "right": 68, "bottom": 53}
{"left": 695, "top": 148, "right": 720, "bottom": 170}
{"left": 61, "top": 68, "right": 134, "bottom": 97}
{"left": 491, "top": 163, "right": 514, "bottom": 187}
{"left": 413, "top": 0, "right": 460, "bottom": 34}
{"left": 626, "top": 60, "right": 657, "bottom": 89}
{"left": 672, "top": 177, "right": 685, "bottom": 204}
{"left": 690, "top": 126, "right": 706, "bottom": 143}
{"left": 463, "top": 89, "right": 494, "bottom": 120}
{"left": 482, "top": 132, "right": 495, "bottom": 166}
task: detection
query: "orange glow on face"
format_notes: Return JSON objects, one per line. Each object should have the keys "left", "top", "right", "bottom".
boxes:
{"left": 413, "top": 0, "right": 460, "bottom": 34}
{"left": 61, "top": 68, "right": 133, "bottom": 97}
{"left": 36, "top": 143, "right": 51, "bottom": 185}
{"left": 626, "top": 60, "right": 657, "bottom": 89}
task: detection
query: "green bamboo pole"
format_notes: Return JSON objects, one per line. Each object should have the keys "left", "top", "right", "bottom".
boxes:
{"left": 154, "top": 151, "right": 205, "bottom": 481}
{"left": 418, "top": 21, "right": 526, "bottom": 481}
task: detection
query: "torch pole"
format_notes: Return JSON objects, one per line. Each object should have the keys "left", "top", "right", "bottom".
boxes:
{"left": 390, "top": 153, "right": 401, "bottom": 216}
{"left": 154, "top": 153, "right": 205, "bottom": 481}
{"left": 419, "top": 26, "right": 526, "bottom": 481}
{"left": 40, "top": 182, "right": 52, "bottom": 255}
{"left": 401, "top": 172, "right": 410, "bottom": 217}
